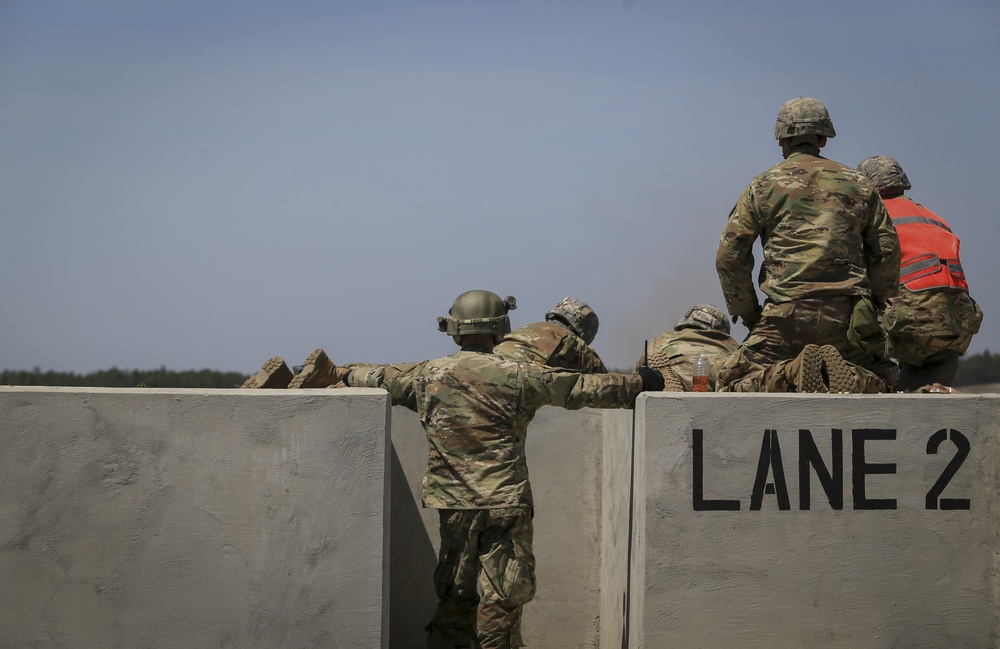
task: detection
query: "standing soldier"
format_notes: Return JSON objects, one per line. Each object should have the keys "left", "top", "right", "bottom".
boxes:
{"left": 715, "top": 97, "right": 901, "bottom": 393}
{"left": 858, "top": 155, "right": 983, "bottom": 391}
{"left": 493, "top": 297, "right": 607, "bottom": 372}
{"left": 335, "top": 290, "right": 663, "bottom": 649}
{"left": 634, "top": 304, "right": 738, "bottom": 391}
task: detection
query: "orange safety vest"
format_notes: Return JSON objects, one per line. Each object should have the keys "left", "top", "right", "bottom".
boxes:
{"left": 884, "top": 196, "right": 969, "bottom": 292}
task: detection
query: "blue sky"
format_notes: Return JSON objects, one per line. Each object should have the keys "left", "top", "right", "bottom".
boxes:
{"left": 2, "top": 1, "right": 998, "bottom": 373}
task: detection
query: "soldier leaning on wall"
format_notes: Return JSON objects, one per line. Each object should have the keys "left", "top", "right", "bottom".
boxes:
{"left": 241, "top": 296, "right": 610, "bottom": 390}
{"left": 326, "top": 290, "right": 662, "bottom": 649}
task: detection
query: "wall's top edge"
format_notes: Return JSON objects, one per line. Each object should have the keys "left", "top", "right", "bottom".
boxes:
{"left": 0, "top": 386, "right": 388, "bottom": 397}
{"left": 641, "top": 392, "right": 1000, "bottom": 400}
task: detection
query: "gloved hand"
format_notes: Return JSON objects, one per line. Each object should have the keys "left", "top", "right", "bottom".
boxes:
{"left": 736, "top": 304, "right": 763, "bottom": 330}
{"left": 637, "top": 366, "right": 665, "bottom": 392}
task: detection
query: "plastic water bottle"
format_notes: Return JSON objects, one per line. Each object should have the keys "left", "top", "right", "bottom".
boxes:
{"left": 691, "top": 354, "right": 710, "bottom": 392}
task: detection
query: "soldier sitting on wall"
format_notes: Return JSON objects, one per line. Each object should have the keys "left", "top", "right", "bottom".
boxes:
{"left": 857, "top": 155, "right": 983, "bottom": 392}
{"left": 715, "top": 97, "right": 900, "bottom": 394}
{"left": 633, "top": 305, "right": 738, "bottom": 392}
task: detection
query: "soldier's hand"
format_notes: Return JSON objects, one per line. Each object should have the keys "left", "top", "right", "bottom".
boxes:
{"left": 638, "top": 366, "right": 665, "bottom": 392}
{"left": 737, "top": 305, "right": 763, "bottom": 330}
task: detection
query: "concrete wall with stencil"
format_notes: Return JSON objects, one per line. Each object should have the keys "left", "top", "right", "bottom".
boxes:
{"left": 3, "top": 387, "right": 997, "bottom": 648}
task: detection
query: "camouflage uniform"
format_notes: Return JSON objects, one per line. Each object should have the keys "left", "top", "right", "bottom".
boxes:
{"left": 885, "top": 287, "right": 982, "bottom": 366}
{"left": 634, "top": 328, "right": 737, "bottom": 391}
{"left": 494, "top": 321, "right": 607, "bottom": 372}
{"left": 716, "top": 149, "right": 900, "bottom": 392}
{"left": 879, "top": 197, "right": 981, "bottom": 372}
{"left": 344, "top": 351, "right": 642, "bottom": 648}
{"left": 857, "top": 156, "right": 983, "bottom": 390}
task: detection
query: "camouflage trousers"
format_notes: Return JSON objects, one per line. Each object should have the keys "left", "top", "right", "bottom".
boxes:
{"left": 721, "top": 353, "right": 886, "bottom": 393}
{"left": 896, "top": 349, "right": 962, "bottom": 392}
{"left": 427, "top": 508, "right": 536, "bottom": 649}
{"left": 718, "top": 297, "right": 892, "bottom": 393}
{"left": 889, "top": 332, "right": 974, "bottom": 367}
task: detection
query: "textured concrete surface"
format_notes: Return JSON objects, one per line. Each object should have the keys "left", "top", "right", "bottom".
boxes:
{"left": 7, "top": 386, "right": 998, "bottom": 648}
{"left": 600, "top": 409, "right": 635, "bottom": 649}
{"left": 609, "top": 393, "right": 1000, "bottom": 648}
{"left": 0, "top": 387, "right": 390, "bottom": 649}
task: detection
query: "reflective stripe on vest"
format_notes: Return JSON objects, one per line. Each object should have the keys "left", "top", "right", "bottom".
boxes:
{"left": 884, "top": 196, "right": 969, "bottom": 292}
{"left": 891, "top": 215, "right": 953, "bottom": 233}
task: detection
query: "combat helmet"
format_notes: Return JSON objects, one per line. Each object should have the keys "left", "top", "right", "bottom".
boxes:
{"left": 774, "top": 97, "right": 836, "bottom": 140}
{"left": 675, "top": 304, "right": 730, "bottom": 335}
{"left": 546, "top": 297, "right": 600, "bottom": 345}
{"left": 438, "top": 290, "right": 517, "bottom": 345}
{"left": 858, "top": 155, "right": 911, "bottom": 194}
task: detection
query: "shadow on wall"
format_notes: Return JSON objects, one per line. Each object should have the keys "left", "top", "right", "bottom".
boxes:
{"left": 389, "top": 441, "right": 438, "bottom": 648}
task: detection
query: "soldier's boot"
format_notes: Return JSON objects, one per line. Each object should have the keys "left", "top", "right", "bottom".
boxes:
{"left": 241, "top": 356, "right": 293, "bottom": 389}
{"left": 288, "top": 348, "right": 338, "bottom": 388}
{"left": 661, "top": 367, "right": 685, "bottom": 392}
{"left": 787, "top": 345, "right": 827, "bottom": 393}
{"left": 818, "top": 345, "right": 858, "bottom": 393}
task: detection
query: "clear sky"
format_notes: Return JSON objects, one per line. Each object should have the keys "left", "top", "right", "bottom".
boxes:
{"left": 2, "top": 0, "right": 998, "bottom": 374}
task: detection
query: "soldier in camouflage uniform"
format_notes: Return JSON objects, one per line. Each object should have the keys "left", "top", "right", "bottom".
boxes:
{"left": 715, "top": 97, "right": 901, "bottom": 393}
{"left": 858, "top": 155, "right": 983, "bottom": 391}
{"left": 633, "top": 304, "right": 738, "bottom": 391}
{"left": 493, "top": 297, "right": 607, "bottom": 372}
{"left": 337, "top": 290, "right": 664, "bottom": 649}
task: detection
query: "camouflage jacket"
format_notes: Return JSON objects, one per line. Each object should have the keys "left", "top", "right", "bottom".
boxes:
{"left": 885, "top": 287, "right": 984, "bottom": 338}
{"left": 633, "top": 329, "right": 738, "bottom": 391}
{"left": 493, "top": 321, "right": 607, "bottom": 373}
{"left": 716, "top": 150, "right": 901, "bottom": 321}
{"left": 344, "top": 350, "right": 642, "bottom": 510}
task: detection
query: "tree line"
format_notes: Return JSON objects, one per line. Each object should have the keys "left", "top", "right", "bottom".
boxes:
{"left": 0, "top": 366, "right": 249, "bottom": 389}
{"left": 952, "top": 350, "right": 1000, "bottom": 387}
{"left": 2, "top": 350, "right": 999, "bottom": 388}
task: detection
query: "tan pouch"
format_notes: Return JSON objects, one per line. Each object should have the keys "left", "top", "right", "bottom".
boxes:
{"left": 480, "top": 543, "right": 536, "bottom": 606}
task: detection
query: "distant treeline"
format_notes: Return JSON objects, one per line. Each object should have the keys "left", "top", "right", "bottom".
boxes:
{"left": 953, "top": 350, "right": 1000, "bottom": 387}
{"left": 2, "top": 350, "right": 998, "bottom": 388}
{"left": 0, "top": 367, "right": 249, "bottom": 388}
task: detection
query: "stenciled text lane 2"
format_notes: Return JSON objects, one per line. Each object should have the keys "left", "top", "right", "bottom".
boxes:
{"left": 691, "top": 428, "right": 971, "bottom": 511}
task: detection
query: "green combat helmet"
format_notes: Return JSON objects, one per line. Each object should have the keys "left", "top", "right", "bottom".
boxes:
{"left": 546, "top": 297, "right": 600, "bottom": 345}
{"left": 675, "top": 304, "right": 730, "bottom": 335}
{"left": 858, "top": 155, "right": 912, "bottom": 193}
{"left": 774, "top": 97, "right": 836, "bottom": 140}
{"left": 438, "top": 290, "right": 517, "bottom": 345}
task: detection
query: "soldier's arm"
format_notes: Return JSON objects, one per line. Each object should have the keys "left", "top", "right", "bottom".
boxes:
{"left": 716, "top": 188, "right": 763, "bottom": 324}
{"left": 343, "top": 362, "right": 423, "bottom": 410}
{"left": 527, "top": 366, "right": 644, "bottom": 411}
{"left": 583, "top": 346, "right": 608, "bottom": 373}
{"left": 559, "top": 336, "right": 608, "bottom": 373}
{"left": 862, "top": 193, "right": 901, "bottom": 307}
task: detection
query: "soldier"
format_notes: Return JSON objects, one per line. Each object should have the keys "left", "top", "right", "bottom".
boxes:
{"left": 633, "top": 304, "right": 738, "bottom": 391}
{"left": 493, "top": 297, "right": 607, "bottom": 372}
{"left": 334, "top": 290, "right": 663, "bottom": 649}
{"left": 715, "top": 97, "right": 901, "bottom": 393}
{"left": 858, "top": 155, "right": 983, "bottom": 391}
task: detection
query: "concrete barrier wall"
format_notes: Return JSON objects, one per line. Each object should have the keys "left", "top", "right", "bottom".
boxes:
{"left": 0, "top": 387, "right": 391, "bottom": 649}
{"left": 6, "top": 387, "right": 998, "bottom": 648}
{"left": 607, "top": 393, "right": 1000, "bottom": 649}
